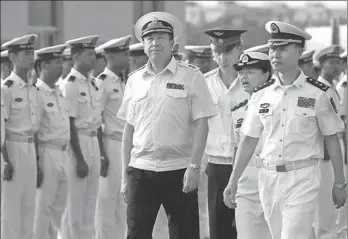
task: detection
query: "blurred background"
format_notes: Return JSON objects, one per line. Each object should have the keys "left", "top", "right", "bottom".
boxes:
{"left": 1, "top": 1, "right": 347, "bottom": 53}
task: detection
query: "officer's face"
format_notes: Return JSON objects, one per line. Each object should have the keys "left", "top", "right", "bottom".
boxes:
{"left": 45, "top": 57, "right": 64, "bottom": 80}
{"left": 143, "top": 32, "right": 174, "bottom": 60}
{"left": 110, "top": 51, "right": 129, "bottom": 69}
{"left": 11, "top": 49, "right": 35, "bottom": 70}
{"left": 269, "top": 44, "right": 302, "bottom": 72}
{"left": 191, "top": 58, "right": 213, "bottom": 74}
{"left": 62, "top": 59, "right": 73, "bottom": 77}
{"left": 238, "top": 67, "right": 269, "bottom": 94}
{"left": 91, "top": 57, "right": 106, "bottom": 77}
{"left": 212, "top": 46, "right": 241, "bottom": 71}
{"left": 129, "top": 54, "right": 148, "bottom": 71}
{"left": 299, "top": 62, "right": 317, "bottom": 80}
{"left": 321, "top": 57, "right": 342, "bottom": 79}
{"left": 76, "top": 48, "right": 96, "bottom": 70}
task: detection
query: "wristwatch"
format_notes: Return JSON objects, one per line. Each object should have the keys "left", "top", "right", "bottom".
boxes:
{"left": 334, "top": 182, "right": 347, "bottom": 189}
{"left": 189, "top": 163, "right": 201, "bottom": 172}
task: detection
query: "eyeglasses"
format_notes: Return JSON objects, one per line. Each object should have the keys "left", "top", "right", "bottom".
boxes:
{"left": 237, "top": 70, "right": 257, "bottom": 76}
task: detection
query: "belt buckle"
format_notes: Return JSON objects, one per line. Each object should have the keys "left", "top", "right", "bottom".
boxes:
{"left": 276, "top": 164, "right": 287, "bottom": 172}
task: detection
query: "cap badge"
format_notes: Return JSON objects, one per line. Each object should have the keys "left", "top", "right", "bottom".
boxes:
{"left": 214, "top": 31, "right": 224, "bottom": 37}
{"left": 148, "top": 19, "right": 163, "bottom": 28}
{"left": 270, "top": 23, "right": 279, "bottom": 33}
{"left": 333, "top": 46, "right": 340, "bottom": 53}
{"left": 218, "top": 39, "right": 224, "bottom": 45}
{"left": 242, "top": 54, "right": 249, "bottom": 63}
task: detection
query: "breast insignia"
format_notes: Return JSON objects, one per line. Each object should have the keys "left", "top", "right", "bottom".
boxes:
{"left": 3, "top": 80, "right": 14, "bottom": 88}
{"left": 254, "top": 78, "right": 275, "bottom": 92}
{"left": 306, "top": 77, "right": 329, "bottom": 92}
{"left": 98, "top": 74, "right": 107, "bottom": 81}
{"left": 68, "top": 75, "right": 76, "bottom": 82}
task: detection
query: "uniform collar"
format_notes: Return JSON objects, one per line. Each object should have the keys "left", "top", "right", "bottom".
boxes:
{"left": 273, "top": 70, "right": 306, "bottom": 91}
{"left": 317, "top": 76, "right": 332, "bottom": 87}
{"left": 36, "top": 78, "right": 55, "bottom": 94}
{"left": 104, "top": 67, "right": 120, "bottom": 80}
{"left": 216, "top": 68, "right": 241, "bottom": 92}
{"left": 71, "top": 68, "right": 87, "bottom": 82}
{"left": 10, "top": 71, "right": 29, "bottom": 88}
{"left": 144, "top": 56, "right": 177, "bottom": 76}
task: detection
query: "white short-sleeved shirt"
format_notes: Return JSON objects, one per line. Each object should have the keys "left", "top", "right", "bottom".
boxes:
{"left": 117, "top": 57, "right": 218, "bottom": 172}
{"left": 95, "top": 68, "right": 125, "bottom": 138}
{"left": 61, "top": 68, "right": 101, "bottom": 130}
{"left": 1, "top": 72, "right": 40, "bottom": 136}
{"left": 204, "top": 68, "right": 249, "bottom": 164}
{"left": 241, "top": 71, "right": 344, "bottom": 163}
{"left": 36, "top": 79, "right": 70, "bottom": 144}
{"left": 231, "top": 99, "right": 263, "bottom": 168}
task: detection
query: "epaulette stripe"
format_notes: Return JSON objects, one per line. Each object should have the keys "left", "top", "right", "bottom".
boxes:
{"left": 128, "top": 64, "right": 146, "bottom": 77}
{"left": 306, "top": 77, "right": 329, "bottom": 92}
{"left": 231, "top": 99, "right": 248, "bottom": 112}
{"left": 98, "top": 74, "right": 107, "bottom": 81}
{"left": 68, "top": 75, "right": 76, "bottom": 82}
{"left": 253, "top": 78, "right": 275, "bottom": 92}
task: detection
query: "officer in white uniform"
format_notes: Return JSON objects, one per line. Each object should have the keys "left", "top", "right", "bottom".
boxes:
{"left": 33, "top": 44, "right": 70, "bottom": 239}
{"left": 1, "top": 34, "right": 41, "bottom": 239}
{"left": 60, "top": 35, "right": 103, "bottom": 239}
{"left": 56, "top": 48, "right": 73, "bottom": 88}
{"left": 224, "top": 21, "right": 347, "bottom": 239}
{"left": 94, "top": 35, "right": 131, "bottom": 239}
{"left": 229, "top": 52, "right": 272, "bottom": 239}
{"left": 117, "top": 11, "right": 217, "bottom": 239}
{"left": 1, "top": 50, "right": 12, "bottom": 81}
{"left": 184, "top": 45, "right": 214, "bottom": 74}
{"left": 313, "top": 45, "right": 345, "bottom": 239}
{"left": 203, "top": 27, "right": 249, "bottom": 239}
{"left": 299, "top": 50, "right": 318, "bottom": 80}
{"left": 129, "top": 42, "right": 148, "bottom": 72}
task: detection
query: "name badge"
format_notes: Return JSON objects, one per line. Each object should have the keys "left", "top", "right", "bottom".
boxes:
{"left": 166, "top": 83, "right": 184, "bottom": 90}
{"left": 297, "top": 96, "right": 315, "bottom": 109}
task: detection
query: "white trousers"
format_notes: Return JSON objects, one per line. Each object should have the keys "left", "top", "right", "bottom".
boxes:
{"left": 95, "top": 139, "right": 127, "bottom": 239}
{"left": 259, "top": 164, "right": 321, "bottom": 239}
{"left": 314, "top": 160, "right": 338, "bottom": 239}
{"left": 1, "top": 141, "right": 37, "bottom": 239}
{"left": 236, "top": 166, "right": 271, "bottom": 239}
{"left": 33, "top": 146, "right": 69, "bottom": 239}
{"left": 61, "top": 135, "right": 100, "bottom": 239}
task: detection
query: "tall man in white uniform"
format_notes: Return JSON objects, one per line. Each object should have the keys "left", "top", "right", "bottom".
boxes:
{"left": 94, "top": 35, "right": 131, "bottom": 239}
{"left": 223, "top": 21, "right": 347, "bottom": 239}
{"left": 60, "top": 35, "right": 105, "bottom": 239}
{"left": 313, "top": 45, "right": 345, "bottom": 239}
{"left": 1, "top": 34, "right": 41, "bottom": 239}
{"left": 203, "top": 27, "right": 249, "bottom": 239}
{"left": 117, "top": 11, "right": 217, "bottom": 239}
{"left": 33, "top": 44, "right": 70, "bottom": 239}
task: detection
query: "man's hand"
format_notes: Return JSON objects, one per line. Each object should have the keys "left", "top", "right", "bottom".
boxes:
{"left": 223, "top": 183, "right": 238, "bottom": 209}
{"left": 36, "top": 164, "right": 43, "bottom": 188}
{"left": 121, "top": 173, "right": 128, "bottom": 203}
{"left": 182, "top": 167, "right": 200, "bottom": 193}
{"left": 76, "top": 156, "right": 89, "bottom": 178}
{"left": 332, "top": 185, "right": 347, "bottom": 209}
{"left": 3, "top": 161, "right": 14, "bottom": 181}
{"left": 100, "top": 156, "right": 109, "bottom": 177}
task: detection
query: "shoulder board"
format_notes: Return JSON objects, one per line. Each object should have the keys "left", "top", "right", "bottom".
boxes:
{"left": 254, "top": 78, "right": 275, "bottom": 92}
{"left": 178, "top": 61, "right": 199, "bottom": 71}
{"left": 306, "top": 77, "right": 329, "bottom": 92}
{"left": 98, "top": 73, "right": 107, "bottom": 81}
{"left": 33, "top": 84, "right": 39, "bottom": 90}
{"left": 128, "top": 64, "right": 146, "bottom": 77}
{"left": 68, "top": 75, "right": 76, "bottom": 82}
{"left": 3, "top": 80, "right": 14, "bottom": 88}
{"left": 204, "top": 68, "right": 218, "bottom": 78}
{"left": 342, "top": 81, "right": 347, "bottom": 87}
{"left": 231, "top": 99, "right": 248, "bottom": 112}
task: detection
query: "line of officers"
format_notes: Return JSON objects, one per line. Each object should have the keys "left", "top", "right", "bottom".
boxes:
{"left": 0, "top": 11, "right": 347, "bottom": 239}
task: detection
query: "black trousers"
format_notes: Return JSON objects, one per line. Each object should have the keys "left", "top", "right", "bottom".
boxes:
{"left": 206, "top": 163, "right": 237, "bottom": 239}
{"left": 126, "top": 167, "right": 200, "bottom": 239}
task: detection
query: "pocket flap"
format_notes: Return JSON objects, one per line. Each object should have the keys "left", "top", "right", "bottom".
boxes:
{"left": 165, "top": 89, "right": 188, "bottom": 99}
{"left": 294, "top": 107, "right": 315, "bottom": 117}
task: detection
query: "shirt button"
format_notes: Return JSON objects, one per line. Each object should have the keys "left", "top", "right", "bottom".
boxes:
{"left": 281, "top": 124, "right": 284, "bottom": 127}
{"left": 284, "top": 93, "right": 287, "bottom": 96}
{"left": 278, "top": 155, "right": 282, "bottom": 157}
{"left": 283, "top": 109, "right": 286, "bottom": 111}
{"left": 279, "top": 139, "right": 283, "bottom": 142}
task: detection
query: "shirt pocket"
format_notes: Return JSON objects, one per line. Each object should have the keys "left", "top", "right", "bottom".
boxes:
{"left": 109, "top": 91, "right": 121, "bottom": 101}
{"left": 292, "top": 107, "right": 317, "bottom": 135}
{"left": 165, "top": 89, "right": 188, "bottom": 99}
{"left": 11, "top": 97, "right": 26, "bottom": 115}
